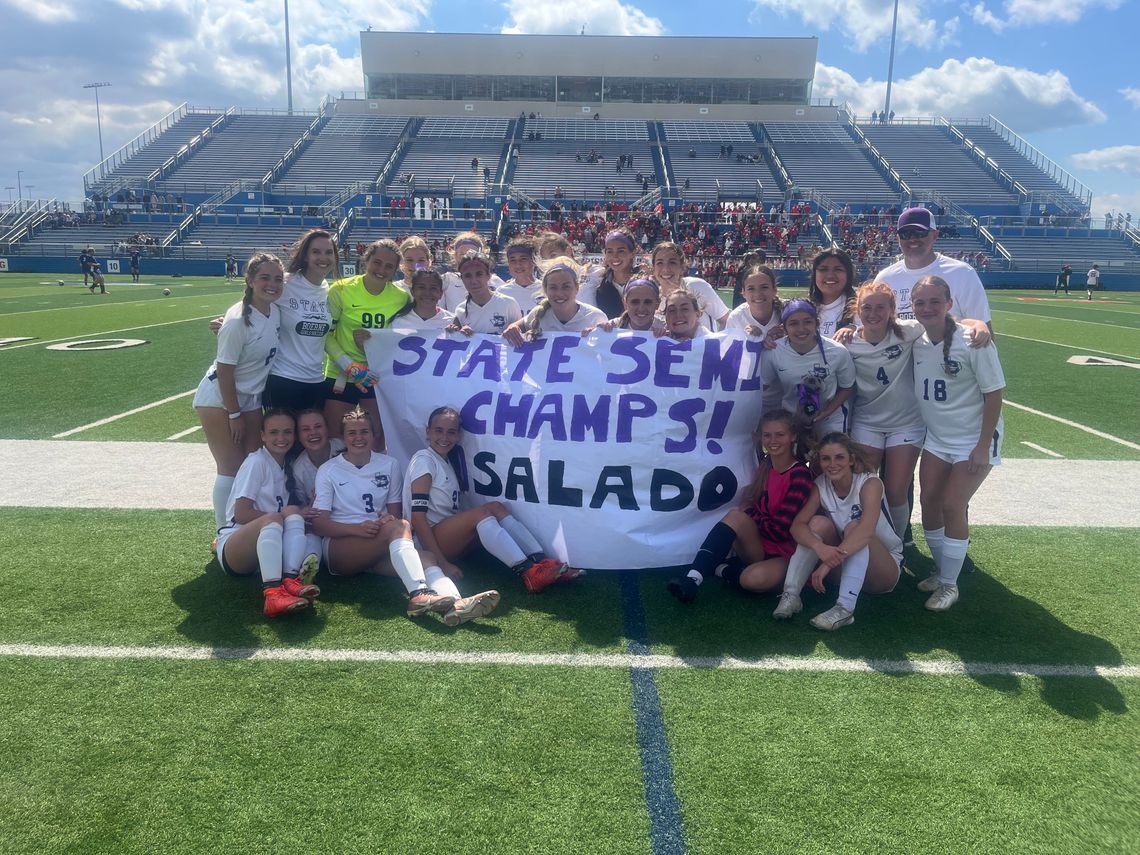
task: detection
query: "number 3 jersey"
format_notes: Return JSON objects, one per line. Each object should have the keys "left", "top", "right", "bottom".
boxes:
{"left": 221, "top": 447, "right": 287, "bottom": 530}
{"left": 401, "top": 448, "right": 461, "bottom": 526}
{"left": 313, "top": 451, "right": 403, "bottom": 525}
{"left": 913, "top": 324, "right": 1005, "bottom": 450}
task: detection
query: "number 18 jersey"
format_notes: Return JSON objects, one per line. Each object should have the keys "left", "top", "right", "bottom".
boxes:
{"left": 913, "top": 324, "right": 1005, "bottom": 451}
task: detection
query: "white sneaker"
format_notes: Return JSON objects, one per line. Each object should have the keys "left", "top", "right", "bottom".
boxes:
{"left": 925, "top": 584, "right": 959, "bottom": 612}
{"left": 444, "top": 590, "right": 501, "bottom": 626}
{"left": 810, "top": 604, "right": 854, "bottom": 631}
{"left": 917, "top": 573, "right": 942, "bottom": 593}
{"left": 772, "top": 592, "right": 802, "bottom": 619}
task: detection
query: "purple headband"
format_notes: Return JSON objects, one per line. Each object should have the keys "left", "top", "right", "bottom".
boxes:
{"left": 622, "top": 277, "right": 659, "bottom": 297}
{"left": 781, "top": 298, "right": 817, "bottom": 323}
{"left": 454, "top": 238, "right": 481, "bottom": 253}
{"left": 605, "top": 230, "right": 636, "bottom": 250}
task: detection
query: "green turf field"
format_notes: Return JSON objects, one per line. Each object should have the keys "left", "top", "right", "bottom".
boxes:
{"left": 1, "top": 272, "right": 1138, "bottom": 854}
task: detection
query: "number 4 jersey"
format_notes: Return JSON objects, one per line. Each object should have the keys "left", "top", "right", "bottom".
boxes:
{"left": 313, "top": 451, "right": 403, "bottom": 524}
{"left": 913, "top": 324, "right": 1005, "bottom": 452}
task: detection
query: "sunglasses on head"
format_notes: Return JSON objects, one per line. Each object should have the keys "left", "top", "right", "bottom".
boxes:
{"left": 898, "top": 228, "right": 931, "bottom": 240}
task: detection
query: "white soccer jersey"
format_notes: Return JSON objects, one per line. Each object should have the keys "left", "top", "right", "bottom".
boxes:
{"left": 874, "top": 254, "right": 991, "bottom": 323}
{"left": 816, "top": 472, "right": 903, "bottom": 562}
{"left": 817, "top": 296, "right": 850, "bottom": 339}
{"left": 523, "top": 302, "right": 608, "bottom": 333}
{"left": 271, "top": 272, "right": 331, "bottom": 383}
{"left": 498, "top": 280, "right": 544, "bottom": 314}
{"left": 846, "top": 319, "right": 926, "bottom": 434}
{"left": 313, "top": 451, "right": 402, "bottom": 525}
{"left": 402, "top": 448, "right": 461, "bottom": 526}
{"left": 761, "top": 337, "right": 856, "bottom": 417}
{"left": 442, "top": 270, "right": 507, "bottom": 312}
{"left": 224, "top": 447, "right": 287, "bottom": 524}
{"left": 655, "top": 278, "right": 730, "bottom": 331}
{"left": 724, "top": 302, "right": 781, "bottom": 337}
{"left": 576, "top": 266, "right": 603, "bottom": 308}
{"left": 452, "top": 290, "right": 522, "bottom": 334}
{"left": 389, "top": 307, "right": 455, "bottom": 332}
{"left": 913, "top": 324, "right": 1006, "bottom": 451}
{"left": 291, "top": 438, "right": 346, "bottom": 504}
{"left": 202, "top": 300, "right": 281, "bottom": 396}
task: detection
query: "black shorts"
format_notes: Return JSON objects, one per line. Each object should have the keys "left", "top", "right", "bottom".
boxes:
{"left": 262, "top": 374, "right": 327, "bottom": 412}
{"left": 322, "top": 376, "right": 373, "bottom": 406}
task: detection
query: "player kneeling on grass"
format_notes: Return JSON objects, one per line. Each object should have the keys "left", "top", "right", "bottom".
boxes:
{"left": 404, "top": 406, "right": 576, "bottom": 596}
{"left": 773, "top": 433, "right": 902, "bottom": 631}
{"left": 216, "top": 409, "right": 320, "bottom": 617}
{"left": 310, "top": 407, "right": 461, "bottom": 623}
{"left": 668, "top": 410, "right": 813, "bottom": 604}
{"left": 911, "top": 275, "right": 1005, "bottom": 612}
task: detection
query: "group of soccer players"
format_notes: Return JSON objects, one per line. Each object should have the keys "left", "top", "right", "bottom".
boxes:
{"left": 195, "top": 206, "right": 1004, "bottom": 630}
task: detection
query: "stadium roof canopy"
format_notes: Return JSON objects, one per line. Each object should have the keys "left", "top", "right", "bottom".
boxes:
{"left": 352, "top": 31, "right": 821, "bottom": 121}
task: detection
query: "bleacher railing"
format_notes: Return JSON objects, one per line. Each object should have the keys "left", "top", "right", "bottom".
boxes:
{"left": 149, "top": 109, "right": 234, "bottom": 187}
{"left": 264, "top": 110, "right": 328, "bottom": 185}
{"left": 82, "top": 102, "right": 190, "bottom": 191}
{"left": 986, "top": 115, "right": 1091, "bottom": 210}
{"left": 844, "top": 114, "right": 911, "bottom": 197}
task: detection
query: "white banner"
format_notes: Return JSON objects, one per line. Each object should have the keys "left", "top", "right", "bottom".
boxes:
{"left": 366, "top": 329, "right": 764, "bottom": 570}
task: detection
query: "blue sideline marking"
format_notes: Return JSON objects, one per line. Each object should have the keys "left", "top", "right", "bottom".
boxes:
{"left": 620, "top": 573, "right": 686, "bottom": 855}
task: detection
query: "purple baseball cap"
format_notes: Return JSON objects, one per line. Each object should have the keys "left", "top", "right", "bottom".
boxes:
{"left": 897, "top": 207, "right": 937, "bottom": 232}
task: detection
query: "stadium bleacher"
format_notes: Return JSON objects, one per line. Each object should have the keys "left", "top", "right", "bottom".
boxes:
{"left": 991, "top": 228, "right": 1139, "bottom": 270}
{"left": 954, "top": 124, "right": 1084, "bottom": 208}
{"left": 272, "top": 116, "right": 409, "bottom": 192}
{"left": 764, "top": 123, "right": 899, "bottom": 204}
{"left": 90, "top": 112, "right": 221, "bottom": 193}
{"left": 158, "top": 115, "right": 313, "bottom": 190}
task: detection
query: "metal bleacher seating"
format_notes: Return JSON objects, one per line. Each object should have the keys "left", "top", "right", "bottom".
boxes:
{"left": 11, "top": 219, "right": 178, "bottom": 256}
{"left": 510, "top": 119, "right": 652, "bottom": 201}
{"left": 388, "top": 117, "right": 509, "bottom": 199}
{"left": 159, "top": 115, "right": 312, "bottom": 190}
{"left": 92, "top": 113, "right": 221, "bottom": 192}
{"left": 860, "top": 123, "right": 1019, "bottom": 207}
{"left": 664, "top": 123, "right": 779, "bottom": 200}
{"left": 955, "top": 125, "right": 1083, "bottom": 207}
{"left": 989, "top": 229, "right": 1140, "bottom": 270}
{"left": 273, "top": 116, "right": 409, "bottom": 191}
{"left": 764, "top": 122, "right": 898, "bottom": 204}
{"left": 173, "top": 219, "right": 313, "bottom": 260}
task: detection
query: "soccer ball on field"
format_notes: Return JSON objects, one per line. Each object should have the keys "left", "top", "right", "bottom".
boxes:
{"left": 57, "top": 280, "right": 65, "bottom": 286}
{"left": 162, "top": 288, "right": 172, "bottom": 296}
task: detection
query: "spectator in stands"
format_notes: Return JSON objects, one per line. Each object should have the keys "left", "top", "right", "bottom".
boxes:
{"left": 874, "top": 208, "right": 992, "bottom": 330}
{"left": 688, "top": 148, "right": 697, "bottom": 158}
{"left": 471, "top": 157, "right": 479, "bottom": 171}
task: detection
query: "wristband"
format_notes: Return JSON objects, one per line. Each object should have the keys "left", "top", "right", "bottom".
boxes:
{"left": 228, "top": 411, "right": 242, "bottom": 421}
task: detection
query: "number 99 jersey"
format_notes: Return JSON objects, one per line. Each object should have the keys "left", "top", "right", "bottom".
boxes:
{"left": 913, "top": 324, "right": 1005, "bottom": 455}
{"left": 313, "top": 451, "right": 403, "bottom": 524}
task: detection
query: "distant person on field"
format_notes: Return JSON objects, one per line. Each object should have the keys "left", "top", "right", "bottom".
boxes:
{"left": 1054, "top": 263, "right": 1071, "bottom": 296}
{"left": 88, "top": 262, "right": 107, "bottom": 295}
{"left": 79, "top": 246, "right": 96, "bottom": 286}
{"left": 1086, "top": 264, "right": 1100, "bottom": 300}
{"left": 225, "top": 253, "right": 238, "bottom": 280}
{"left": 130, "top": 247, "right": 141, "bottom": 283}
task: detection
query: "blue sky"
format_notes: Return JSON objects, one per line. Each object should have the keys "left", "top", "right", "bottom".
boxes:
{"left": 0, "top": 0, "right": 1136, "bottom": 217}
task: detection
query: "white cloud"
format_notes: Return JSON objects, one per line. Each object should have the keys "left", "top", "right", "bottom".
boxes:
{"left": 501, "top": 0, "right": 665, "bottom": 36}
{"left": 1090, "top": 191, "right": 1140, "bottom": 219}
{"left": 813, "top": 57, "right": 1105, "bottom": 131}
{"left": 970, "top": 0, "right": 1122, "bottom": 30}
{"left": 750, "top": 0, "right": 956, "bottom": 51}
{"left": 1, "top": 0, "right": 78, "bottom": 22}
{"left": 1121, "top": 87, "right": 1140, "bottom": 109}
{"left": 1072, "top": 146, "right": 1140, "bottom": 177}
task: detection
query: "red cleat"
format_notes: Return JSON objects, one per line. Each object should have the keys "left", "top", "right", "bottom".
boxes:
{"left": 281, "top": 576, "right": 320, "bottom": 601}
{"left": 263, "top": 585, "right": 310, "bottom": 617}
{"left": 521, "top": 558, "right": 568, "bottom": 593}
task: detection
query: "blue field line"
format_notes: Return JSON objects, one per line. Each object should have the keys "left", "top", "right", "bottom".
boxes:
{"left": 620, "top": 573, "right": 687, "bottom": 855}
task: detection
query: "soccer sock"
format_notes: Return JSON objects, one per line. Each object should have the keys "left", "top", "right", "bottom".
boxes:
{"left": 938, "top": 536, "right": 970, "bottom": 586}
{"left": 689, "top": 521, "right": 737, "bottom": 584}
{"left": 923, "top": 527, "right": 946, "bottom": 568}
{"left": 388, "top": 538, "right": 428, "bottom": 594}
{"left": 782, "top": 545, "right": 817, "bottom": 595}
{"left": 889, "top": 503, "right": 911, "bottom": 541}
{"left": 475, "top": 516, "right": 528, "bottom": 568}
{"left": 212, "top": 475, "right": 235, "bottom": 530}
{"left": 835, "top": 546, "right": 869, "bottom": 611}
{"left": 281, "top": 514, "right": 307, "bottom": 577}
{"left": 718, "top": 557, "right": 746, "bottom": 589}
{"left": 305, "top": 532, "right": 323, "bottom": 563}
{"left": 498, "top": 515, "right": 543, "bottom": 557}
{"left": 424, "top": 565, "right": 461, "bottom": 600}
{"left": 256, "top": 522, "right": 284, "bottom": 588}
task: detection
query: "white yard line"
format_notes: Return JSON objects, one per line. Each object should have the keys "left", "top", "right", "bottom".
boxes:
{"left": 166, "top": 425, "right": 202, "bottom": 441}
{"left": 53, "top": 390, "right": 196, "bottom": 438}
{"left": 0, "top": 296, "right": 183, "bottom": 317}
{"left": 0, "top": 642, "right": 1135, "bottom": 679}
{"left": 1020, "top": 441, "right": 1064, "bottom": 458}
{"left": 997, "top": 333, "right": 1139, "bottom": 360}
{"left": 994, "top": 310, "right": 1140, "bottom": 332}
{"left": 0, "top": 314, "right": 219, "bottom": 352}
{"left": 1005, "top": 400, "right": 1140, "bottom": 452}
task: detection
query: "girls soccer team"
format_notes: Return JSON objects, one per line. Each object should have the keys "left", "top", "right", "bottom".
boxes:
{"left": 200, "top": 231, "right": 1003, "bottom": 627}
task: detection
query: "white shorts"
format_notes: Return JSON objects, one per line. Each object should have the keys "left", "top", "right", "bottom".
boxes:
{"left": 812, "top": 405, "right": 850, "bottom": 439}
{"left": 215, "top": 523, "right": 241, "bottom": 574}
{"left": 192, "top": 374, "right": 262, "bottom": 412}
{"left": 923, "top": 428, "right": 1003, "bottom": 467}
{"left": 850, "top": 423, "right": 926, "bottom": 451}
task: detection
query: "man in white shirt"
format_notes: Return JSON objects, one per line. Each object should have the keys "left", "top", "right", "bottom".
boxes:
{"left": 874, "top": 207, "right": 993, "bottom": 330}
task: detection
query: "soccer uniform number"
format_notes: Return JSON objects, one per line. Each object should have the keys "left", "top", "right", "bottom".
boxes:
{"left": 875, "top": 367, "right": 890, "bottom": 386}
{"left": 362, "top": 493, "right": 375, "bottom": 513}
{"left": 264, "top": 346, "right": 278, "bottom": 366}
{"left": 451, "top": 490, "right": 459, "bottom": 512}
{"left": 922, "top": 378, "right": 948, "bottom": 402}
{"left": 276, "top": 495, "right": 284, "bottom": 512}
{"left": 360, "top": 312, "right": 387, "bottom": 329}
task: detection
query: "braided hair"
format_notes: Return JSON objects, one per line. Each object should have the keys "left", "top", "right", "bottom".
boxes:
{"left": 913, "top": 275, "right": 961, "bottom": 375}
{"left": 523, "top": 256, "right": 582, "bottom": 340}
{"left": 241, "top": 252, "right": 283, "bottom": 327}
{"left": 452, "top": 249, "right": 494, "bottom": 327}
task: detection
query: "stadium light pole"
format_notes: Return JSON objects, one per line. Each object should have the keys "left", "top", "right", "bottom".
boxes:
{"left": 284, "top": 0, "right": 294, "bottom": 115}
{"left": 83, "top": 82, "right": 112, "bottom": 164}
{"left": 16, "top": 170, "right": 22, "bottom": 202}
{"left": 4, "top": 186, "right": 14, "bottom": 207}
{"left": 883, "top": 0, "right": 900, "bottom": 118}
